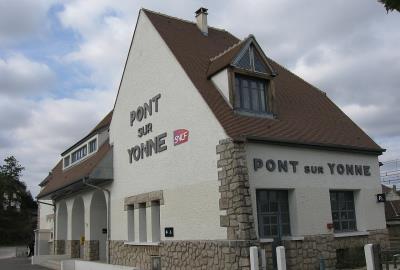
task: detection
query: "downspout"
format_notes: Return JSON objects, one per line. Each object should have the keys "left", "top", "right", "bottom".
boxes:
{"left": 83, "top": 177, "right": 111, "bottom": 264}
{"left": 37, "top": 200, "right": 56, "bottom": 255}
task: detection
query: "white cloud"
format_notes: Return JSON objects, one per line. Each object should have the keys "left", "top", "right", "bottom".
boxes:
{"left": 0, "top": 54, "right": 56, "bottom": 97}
{"left": 0, "top": 87, "right": 114, "bottom": 196}
{"left": 0, "top": 0, "right": 54, "bottom": 45}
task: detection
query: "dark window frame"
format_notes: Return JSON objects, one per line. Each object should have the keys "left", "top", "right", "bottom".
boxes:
{"left": 233, "top": 73, "right": 269, "bottom": 115}
{"left": 256, "top": 189, "right": 291, "bottom": 239}
{"left": 89, "top": 138, "right": 97, "bottom": 153}
{"left": 330, "top": 190, "right": 357, "bottom": 233}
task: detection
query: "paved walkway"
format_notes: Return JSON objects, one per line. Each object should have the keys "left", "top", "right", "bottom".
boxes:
{"left": 0, "top": 257, "right": 50, "bottom": 270}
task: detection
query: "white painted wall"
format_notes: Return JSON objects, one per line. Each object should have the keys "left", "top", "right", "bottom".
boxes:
{"left": 39, "top": 200, "right": 53, "bottom": 230}
{"left": 246, "top": 143, "right": 386, "bottom": 237}
{"left": 109, "top": 10, "right": 227, "bottom": 241}
{"left": 211, "top": 68, "right": 230, "bottom": 105}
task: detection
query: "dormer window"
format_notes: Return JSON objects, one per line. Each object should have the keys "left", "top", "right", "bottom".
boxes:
{"left": 62, "top": 135, "right": 99, "bottom": 169}
{"left": 64, "top": 156, "right": 70, "bottom": 167}
{"left": 89, "top": 138, "right": 97, "bottom": 153}
{"left": 209, "top": 36, "right": 277, "bottom": 118}
{"left": 234, "top": 74, "right": 267, "bottom": 114}
{"left": 71, "top": 145, "right": 87, "bottom": 163}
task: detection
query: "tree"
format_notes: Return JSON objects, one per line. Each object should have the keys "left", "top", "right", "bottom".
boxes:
{"left": 378, "top": 0, "right": 400, "bottom": 12}
{"left": 0, "top": 156, "right": 37, "bottom": 245}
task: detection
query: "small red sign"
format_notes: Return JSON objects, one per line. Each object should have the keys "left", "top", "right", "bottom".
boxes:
{"left": 174, "top": 129, "right": 189, "bottom": 146}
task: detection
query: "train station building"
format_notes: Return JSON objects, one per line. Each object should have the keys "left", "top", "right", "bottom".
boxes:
{"left": 35, "top": 7, "right": 388, "bottom": 270}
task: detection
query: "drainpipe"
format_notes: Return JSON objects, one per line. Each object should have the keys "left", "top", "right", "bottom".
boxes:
{"left": 83, "top": 177, "right": 111, "bottom": 264}
{"left": 37, "top": 200, "right": 56, "bottom": 255}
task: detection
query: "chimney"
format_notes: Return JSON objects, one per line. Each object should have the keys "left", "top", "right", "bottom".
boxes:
{"left": 195, "top": 7, "right": 208, "bottom": 36}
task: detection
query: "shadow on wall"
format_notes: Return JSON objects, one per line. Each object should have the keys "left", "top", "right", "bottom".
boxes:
{"left": 336, "top": 246, "right": 366, "bottom": 269}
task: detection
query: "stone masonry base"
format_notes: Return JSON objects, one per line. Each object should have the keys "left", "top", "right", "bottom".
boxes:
{"left": 108, "top": 230, "right": 388, "bottom": 270}
{"left": 66, "top": 240, "right": 81, "bottom": 258}
{"left": 84, "top": 240, "right": 99, "bottom": 261}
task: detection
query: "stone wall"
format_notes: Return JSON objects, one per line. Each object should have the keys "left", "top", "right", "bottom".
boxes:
{"left": 161, "top": 240, "right": 252, "bottom": 270}
{"left": 66, "top": 240, "right": 80, "bottom": 258}
{"left": 109, "top": 241, "right": 160, "bottom": 270}
{"left": 109, "top": 240, "right": 253, "bottom": 270}
{"left": 53, "top": 240, "right": 65, "bottom": 255}
{"left": 84, "top": 240, "right": 99, "bottom": 261}
{"left": 216, "top": 139, "right": 256, "bottom": 241}
{"left": 259, "top": 229, "right": 389, "bottom": 270}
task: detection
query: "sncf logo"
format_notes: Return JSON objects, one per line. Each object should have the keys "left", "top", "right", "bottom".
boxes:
{"left": 173, "top": 129, "right": 189, "bottom": 146}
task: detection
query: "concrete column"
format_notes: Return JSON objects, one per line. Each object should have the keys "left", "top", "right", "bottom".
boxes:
{"left": 364, "top": 244, "right": 374, "bottom": 270}
{"left": 82, "top": 193, "right": 93, "bottom": 241}
{"left": 66, "top": 199, "right": 74, "bottom": 241}
{"left": 249, "top": 246, "right": 259, "bottom": 270}
{"left": 276, "top": 246, "right": 286, "bottom": 270}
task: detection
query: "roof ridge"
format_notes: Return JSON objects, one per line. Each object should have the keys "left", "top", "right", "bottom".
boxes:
{"left": 141, "top": 8, "right": 229, "bottom": 33}
{"left": 209, "top": 38, "right": 246, "bottom": 62}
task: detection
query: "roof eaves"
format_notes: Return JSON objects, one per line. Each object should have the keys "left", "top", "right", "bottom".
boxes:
{"left": 243, "top": 136, "right": 385, "bottom": 155}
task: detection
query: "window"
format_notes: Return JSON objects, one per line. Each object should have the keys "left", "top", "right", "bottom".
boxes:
{"left": 234, "top": 74, "right": 267, "bottom": 114}
{"left": 64, "top": 156, "right": 70, "bottom": 168}
{"left": 256, "top": 190, "right": 290, "bottom": 239}
{"left": 89, "top": 139, "right": 97, "bottom": 153}
{"left": 71, "top": 145, "right": 87, "bottom": 163}
{"left": 330, "top": 191, "right": 357, "bottom": 232}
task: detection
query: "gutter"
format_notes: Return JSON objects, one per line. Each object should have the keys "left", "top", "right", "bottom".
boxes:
{"left": 83, "top": 177, "right": 111, "bottom": 264}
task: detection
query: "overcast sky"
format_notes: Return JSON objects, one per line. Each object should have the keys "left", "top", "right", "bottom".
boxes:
{"left": 1, "top": 0, "right": 399, "bottom": 196}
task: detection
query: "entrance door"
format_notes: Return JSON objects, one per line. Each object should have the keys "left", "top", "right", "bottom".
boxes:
{"left": 256, "top": 190, "right": 290, "bottom": 268}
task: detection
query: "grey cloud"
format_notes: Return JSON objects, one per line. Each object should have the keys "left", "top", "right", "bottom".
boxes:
{"left": 0, "top": 54, "right": 56, "bottom": 97}
{"left": 0, "top": 0, "right": 52, "bottom": 45}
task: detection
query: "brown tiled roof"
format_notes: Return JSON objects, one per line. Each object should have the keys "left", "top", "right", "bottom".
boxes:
{"left": 37, "top": 141, "right": 111, "bottom": 199}
{"left": 207, "top": 39, "right": 246, "bottom": 77}
{"left": 61, "top": 110, "right": 113, "bottom": 156}
{"left": 144, "top": 9, "right": 383, "bottom": 154}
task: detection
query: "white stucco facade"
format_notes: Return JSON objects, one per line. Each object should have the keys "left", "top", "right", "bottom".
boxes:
{"left": 246, "top": 143, "right": 386, "bottom": 237}
{"left": 109, "top": 11, "right": 228, "bottom": 241}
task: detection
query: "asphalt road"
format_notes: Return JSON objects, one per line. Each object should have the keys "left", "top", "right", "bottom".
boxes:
{"left": 0, "top": 257, "right": 50, "bottom": 270}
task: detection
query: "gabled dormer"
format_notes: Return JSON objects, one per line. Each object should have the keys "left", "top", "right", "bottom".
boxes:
{"left": 208, "top": 36, "right": 277, "bottom": 118}
{"left": 61, "top": 111, "right": 112, "bottom": 170}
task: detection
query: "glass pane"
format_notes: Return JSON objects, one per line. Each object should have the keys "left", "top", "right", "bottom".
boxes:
{"left": 259, "top": 84, "right": 266, "bottom": 112}
{"left": 341, "top": 221, "right": 348, "bottom": 231}
{"left": 242, "top": 80, "right": 250, "bottom": 110}
{"left": 251, "top": 84, "right": 259, "bottom": 111}
{"left": 253, "top": 48, "right": 268, "bottom": 74}
{"left": 271, "top": 225, "right": 278, "bottom": 236}
{"left": 235, "top": 78, "right": 241, "bottom": 108}
{"left": 236, "top": 49, "right": 252, "bottom": 70}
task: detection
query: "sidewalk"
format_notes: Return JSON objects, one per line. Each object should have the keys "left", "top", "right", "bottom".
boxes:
{"left": 0, "top": 257, "right": 51, "bottom": 270}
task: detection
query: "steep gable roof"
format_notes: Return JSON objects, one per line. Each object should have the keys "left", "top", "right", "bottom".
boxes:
{"left": 37, "top": 141, "right": 112, "bottom": 199}
{"left": 38, "top": 112, "right": 114, "bottom": 199}
{"left": 144, "top": 9, "right": 383, "bottom": 154}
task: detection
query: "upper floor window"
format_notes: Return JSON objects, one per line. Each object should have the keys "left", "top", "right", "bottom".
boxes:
{"left": 71, "top": 145, "right": 87, "bottom": 163}
{"left": 89, "top": 139, "right": 97, "bottom": 153}
{"left": 64, "top": 156, "right": 70, "bottom": 167}
{"left": 63, "top": 135, "right": 99, "bottom": 169}
{"left": 234, "top": 74, "right": 267, "bottom": 114}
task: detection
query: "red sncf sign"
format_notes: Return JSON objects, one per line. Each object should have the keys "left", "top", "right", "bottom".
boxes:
{"left": 173, "top": 129, "right": 189, "bottom": 146}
